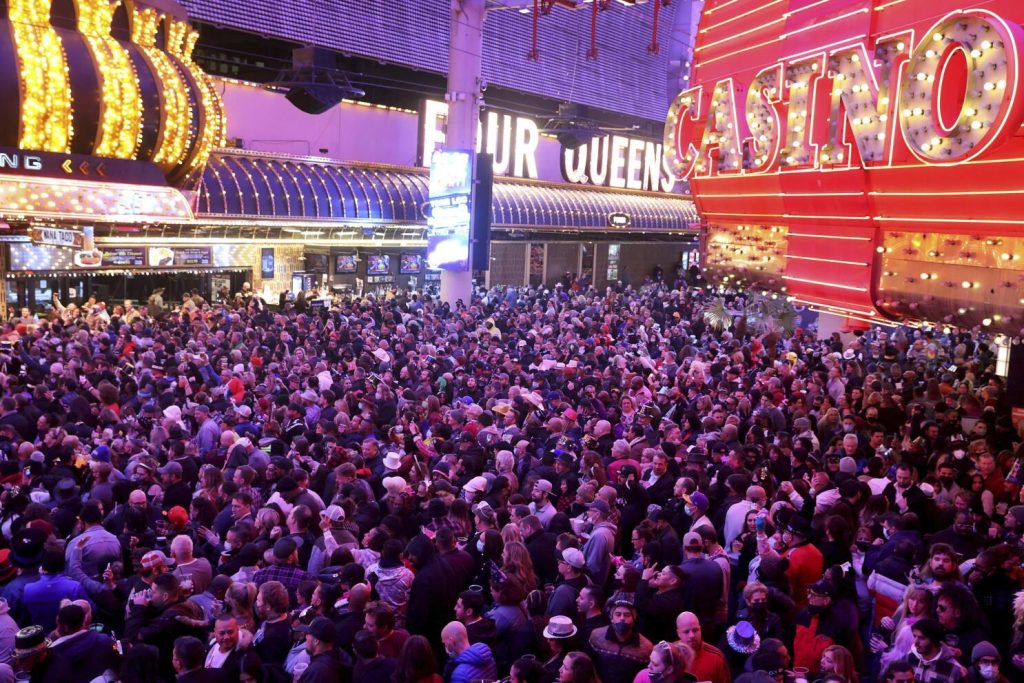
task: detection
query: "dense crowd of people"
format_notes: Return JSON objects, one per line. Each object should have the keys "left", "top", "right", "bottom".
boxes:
{"left": 0, "top": 276, "right": 1020, "bottom": 683}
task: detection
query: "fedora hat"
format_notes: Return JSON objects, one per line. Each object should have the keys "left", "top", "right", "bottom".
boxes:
{"left": 543, "top": 615, "right": 578, "bottom": 640}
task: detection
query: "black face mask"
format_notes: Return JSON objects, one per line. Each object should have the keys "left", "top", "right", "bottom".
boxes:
{"left": 808, "top": 603, "right": 827, "bottom": 616}
{"left": 748, "top": 602, "right": 768, "bottom": 616}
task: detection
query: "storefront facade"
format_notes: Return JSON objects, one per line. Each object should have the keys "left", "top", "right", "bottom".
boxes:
{"left": 0, "top": 1, "right": 698, "bottom": 312}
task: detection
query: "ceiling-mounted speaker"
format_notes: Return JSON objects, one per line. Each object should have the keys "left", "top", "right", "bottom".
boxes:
{"left": 541, "top": 102, "right": 605, "bottom": 149}
{"left": 268, "top": 47, "right": 365, "bottom": 115}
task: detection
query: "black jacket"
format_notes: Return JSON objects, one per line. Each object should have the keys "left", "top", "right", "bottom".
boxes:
{"left": 177, "top": 668, "right": 226, "bottom": 683}
{"left": 124, "top": 598, "right": 207, "bottom": 681}
{"left": 49, "top": 629, "right": 116, "bottom": 682}
{"left": 406, "top": 535, "right": 459, "bottom": 659}
{"left": 635, "top": 581, "right": 688, "bottom": 643}
{"left": 299, "top": 649, "right": 351, "bottom": 683}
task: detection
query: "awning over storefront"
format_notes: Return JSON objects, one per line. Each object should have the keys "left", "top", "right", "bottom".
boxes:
{"left": 199, "top": 150, "right": 698, "bottom": 232}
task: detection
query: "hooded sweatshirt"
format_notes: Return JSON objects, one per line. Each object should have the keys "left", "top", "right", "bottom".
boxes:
{"left": 446, "top": 642, "right": 498, "bottom": 683}
{"left": 370, "top": 562, "right": 415, "bottom": 623}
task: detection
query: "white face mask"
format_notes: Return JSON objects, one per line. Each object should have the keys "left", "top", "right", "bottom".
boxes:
{"left": 979, "top": 664, "right": 997, "bottom": 680}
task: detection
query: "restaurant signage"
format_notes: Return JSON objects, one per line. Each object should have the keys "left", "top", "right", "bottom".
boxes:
{"left": 31, "top": 227, "right": 83, "bottom": 249}
{"left": 149, "top": 246, "right": 212, "bottom": 267}
{"left": 101, "top": 247, "right": 147, "bottom": 267}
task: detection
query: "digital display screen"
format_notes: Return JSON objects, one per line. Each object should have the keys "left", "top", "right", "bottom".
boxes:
{"left": 426, "top": 149, "right": 472, "bottom": 272}
{"left": 400, "top": 254, "right": 422, "bottom": 274}
{"left": 305, "top": 253, "right": 328, "bottom": 273}
{"left": 367, "top": 255, "right": 391, "bottom": 275}
{"left": 335, "top": 253, "right": 357, "bottom": 274}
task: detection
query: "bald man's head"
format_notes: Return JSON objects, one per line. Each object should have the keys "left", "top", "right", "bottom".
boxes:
{"left": 747, "top": 486, "right": 766, "bottom": 505}
{"left": 441, "top": 621, "right": 469, "bottom": 655}
{"left": 348, "top": 583, "right": 370, "bottom": 611}
{"left": 676, "top": 611, "right": 702, "bottom": 649}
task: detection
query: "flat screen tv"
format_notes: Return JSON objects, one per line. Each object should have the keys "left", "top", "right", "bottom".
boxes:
{"left": 400, "top": 254, "right": 422, "bottom": 274}
{"left": 335, "top": 253, "right": 357, "bottom": 274}
{"left": 367, "top": 255, "right": 391, "bottom": 275}
{"left": 305, "top": 253, "right": 328, "bottom": 273}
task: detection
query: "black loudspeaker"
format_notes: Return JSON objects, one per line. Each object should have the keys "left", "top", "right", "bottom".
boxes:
{"left": 285, "top": 86, "right": 345, "bottom": 115}
{"left": 472, "top": 152, "right": 493, "bottom": 272}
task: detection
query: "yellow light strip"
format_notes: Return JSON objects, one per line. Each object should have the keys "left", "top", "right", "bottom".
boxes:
{"left": 868, "top": 189, "right": 1024, "bottom": 196}
{"left": 876, "top": 0, "right": 907, "bottom": 10}
{"left": 696, "top": 17, "right": 785, "bottom": 52}
{"left": 801, "top": 300, "right": 878, "bottom": 317}
{"left": 704, "top": 0, "right": 744, "bottom": 17}
{"left": 79, "top": 0, "right": 142, "bottom": 158}
{"left": 787, "top": 232, "right": 871, "bottom": 240}
{"left": 699, "top": 191, "right": 864, "bottom": 198}
{"left": 782, "top": 9, "right": 871, "bottom": 40}
{"left": 172, "top": 23, "right": 226, "bottom": 173}
{"left": 785, "top": 254, "right": 869, "bottom": 266}
{"left": 878, "top": 216, "right": 1024, "bottom": 225}
{"left": 783, "top": 0, "right": 836, "bottom": 18}
{"left": 801, "top": 303, "right": 897, "bottom": 328}
{"left": 134, "top": 8, "right": 193, "bottom": 167}
{"left": 701, "top": 0, "right": 784, "bottom": 34}
{"left": 703, "top": 211, "right": 871, "bottom": 221}
{"left": 10, "top": 0, "right": 73, "bottom": 152}
{"left": 782, "top": 275, "right": 869, "bottom": 291}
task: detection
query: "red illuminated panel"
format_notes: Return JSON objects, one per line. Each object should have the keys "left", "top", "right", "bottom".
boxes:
{"left": 668, "top": 0, "right": 1024, "bottom": 327}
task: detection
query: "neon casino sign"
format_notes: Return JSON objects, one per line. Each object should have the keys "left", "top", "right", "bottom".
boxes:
{"left": 663, "top": 0, "right": 1024, "bottom": 328}
{"left": 664, "top": 9, "right": 1024, "bottom": 176}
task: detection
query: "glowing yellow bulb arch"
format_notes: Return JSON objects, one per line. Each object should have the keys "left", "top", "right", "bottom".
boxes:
{"left": 3, "top": 0, "right": 225, "bottom": 184}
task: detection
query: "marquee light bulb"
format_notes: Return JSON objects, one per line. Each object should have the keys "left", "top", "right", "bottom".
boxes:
{"left": 982, "top": 40, "right": 992, "bottom": 49}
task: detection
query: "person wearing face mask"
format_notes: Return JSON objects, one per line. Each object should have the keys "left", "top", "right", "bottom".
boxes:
{"left": 792, "top": 579, "right": 862, "bottom": 675}
{"left": 588, "top": 600, "right": 653, "bottom": 683}
{"left": 967, "top": 641, "right": 1009, "bottom": 683}
{"left": 932, "top": 461, "right": 963, "bottom": 515}
{"left": 737, "top": 582, "right": 787, "bottom": 643}
{"left": 683, "top": 491, "right": 713, "bottom": 535}
{"left": 634, "top": 640, "right": 695, "bottom": 683}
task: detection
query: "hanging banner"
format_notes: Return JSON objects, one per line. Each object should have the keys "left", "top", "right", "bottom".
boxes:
{"left": 31, "top": 227, "right": 83, "bottom": 249}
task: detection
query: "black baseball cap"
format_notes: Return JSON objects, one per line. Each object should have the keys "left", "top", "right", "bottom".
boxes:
{"left": 295, "top": 616, "right": 336, "bottom": 644}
